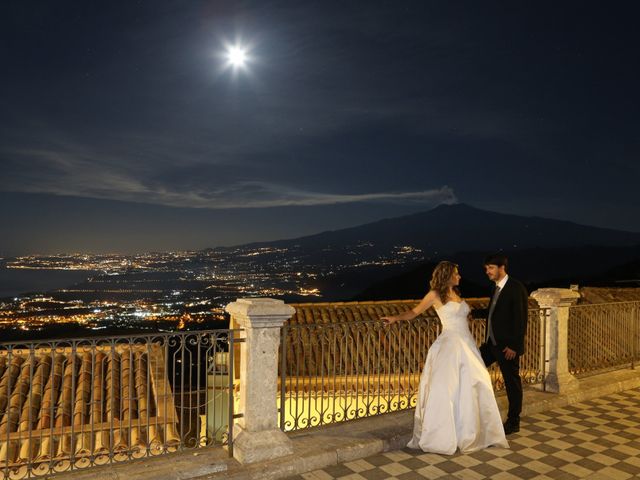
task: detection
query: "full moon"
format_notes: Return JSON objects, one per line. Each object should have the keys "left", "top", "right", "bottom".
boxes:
{"left": 226, "top": 46, "right": 248, "bottom": 68}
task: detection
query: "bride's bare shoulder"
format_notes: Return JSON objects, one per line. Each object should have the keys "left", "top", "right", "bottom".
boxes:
{"left": 428, "top": 290, "right": 444, "bottom": 308}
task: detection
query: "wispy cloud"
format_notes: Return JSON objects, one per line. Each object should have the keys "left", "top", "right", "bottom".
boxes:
{"left": 178, "top": 182, "right": 457, "bottom": 209}
{"left": 1, "top": 145, "right": 456, "bottom": 209}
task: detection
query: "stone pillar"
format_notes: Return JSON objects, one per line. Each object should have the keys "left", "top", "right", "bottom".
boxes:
{"left": 531, "top": 288, "right": 581, "bottom": 394}
{"left": 225, "top": 298, "right": 295, "bottom": 464}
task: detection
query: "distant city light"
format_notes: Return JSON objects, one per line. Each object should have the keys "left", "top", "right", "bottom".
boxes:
{"left": 0, "top": 242, "right": 430, "bottom": 334}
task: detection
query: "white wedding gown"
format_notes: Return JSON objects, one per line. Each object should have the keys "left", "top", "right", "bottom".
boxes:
{"left": 407, "top": 300, "right": 509, "bottom": 454}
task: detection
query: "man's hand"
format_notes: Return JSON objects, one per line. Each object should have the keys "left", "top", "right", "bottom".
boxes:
{"left": 502, "top": 346, "right": 516, "bottom": 360}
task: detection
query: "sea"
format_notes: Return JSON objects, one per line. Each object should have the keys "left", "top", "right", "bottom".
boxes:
{"left": 0, "top": 267, "right": 96, "bottom": 298}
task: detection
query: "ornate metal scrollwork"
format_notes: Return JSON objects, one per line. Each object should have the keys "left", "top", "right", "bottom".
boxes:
{"left": 0, "top": 329, "right": 240, "bottom": 479}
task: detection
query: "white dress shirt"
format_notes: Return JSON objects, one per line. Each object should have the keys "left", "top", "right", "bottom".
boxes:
{"left": 496, "top": 274, "right": 509, "bottom": 290}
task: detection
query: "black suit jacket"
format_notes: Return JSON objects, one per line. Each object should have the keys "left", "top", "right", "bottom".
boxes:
{"left": 480, "top": 277, "right": 529, "bottom": 355}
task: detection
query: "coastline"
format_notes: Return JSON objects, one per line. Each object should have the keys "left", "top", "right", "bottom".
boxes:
{"left": 0, "top": 267, "right": 97, "bottom": 298}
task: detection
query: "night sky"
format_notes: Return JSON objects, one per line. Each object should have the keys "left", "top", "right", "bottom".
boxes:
{"left": 1, "top": 1, "right": 639, "bottom": 256}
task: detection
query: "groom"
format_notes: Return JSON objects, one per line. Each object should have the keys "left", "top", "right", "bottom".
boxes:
{"left": 479, "top": 253, "right": 529, "bottom": 435}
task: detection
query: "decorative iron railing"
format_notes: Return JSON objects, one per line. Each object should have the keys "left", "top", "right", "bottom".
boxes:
{"left": 0, "top": 330, "right": 241, "bottom": 479}
{"left": 470, "top": 308, "right": 548, "bottom": 392}
{"left": 279, "top": 308, "right": 546, "bottom": 432}
{"left": 568, "top": 301, "right": 640, "bottom": 377}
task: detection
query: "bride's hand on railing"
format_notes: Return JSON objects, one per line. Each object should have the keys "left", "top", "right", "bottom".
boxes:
{"left": 381, "top": 316, "right": 398, "bottom": 326}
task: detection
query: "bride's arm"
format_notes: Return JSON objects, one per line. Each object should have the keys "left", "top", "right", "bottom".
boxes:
{"left": 382, "top": 290, "right": 437, "bottom": 325}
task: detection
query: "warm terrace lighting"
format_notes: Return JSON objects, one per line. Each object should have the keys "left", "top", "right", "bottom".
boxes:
{"left": 226, "top": 46, "right": 248, "bottom": 68}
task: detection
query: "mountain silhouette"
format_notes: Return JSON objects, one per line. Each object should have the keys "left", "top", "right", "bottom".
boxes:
{"left": 214, "top": 203, "right": 640, "bottom": 301}
{"left": 235, "top": 203, "right": 640, "bottom": 255}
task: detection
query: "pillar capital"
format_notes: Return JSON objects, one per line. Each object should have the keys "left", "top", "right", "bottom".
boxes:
{"left": 531, "top": 288, "right": 580, "bottom": 308}
{"left": 225, "top": 298, "right": 295, "bottom": 328}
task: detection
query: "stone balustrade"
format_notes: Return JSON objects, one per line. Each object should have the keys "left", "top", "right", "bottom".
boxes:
{"left": 225, "top": 288, "right": 627, "bottom": 464}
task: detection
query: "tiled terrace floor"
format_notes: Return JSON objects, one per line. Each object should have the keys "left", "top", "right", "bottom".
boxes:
{"left": 285, "top": 388, "right": 640, "bottom": 480}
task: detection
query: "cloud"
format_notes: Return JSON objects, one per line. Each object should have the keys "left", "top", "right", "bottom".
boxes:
{"left": 181, "top": 181, "right": 457, "bottom": 209}
{"left": 1, "top": 145, "right": 457, "bottom": 210}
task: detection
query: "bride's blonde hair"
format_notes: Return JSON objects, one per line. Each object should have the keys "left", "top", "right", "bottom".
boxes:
{"left": 430, "top": 261, "right": 460, "bottom": 304}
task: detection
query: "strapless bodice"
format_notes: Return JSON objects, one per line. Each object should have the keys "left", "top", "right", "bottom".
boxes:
{"left": 436, "top": 300, "right": 471, "bottom": 334}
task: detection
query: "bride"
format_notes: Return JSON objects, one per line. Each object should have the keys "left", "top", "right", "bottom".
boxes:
{"left": 382, "top": 261, "right": 508, "bottom": 454}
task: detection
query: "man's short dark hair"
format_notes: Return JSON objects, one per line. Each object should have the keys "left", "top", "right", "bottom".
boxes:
{"left": 484, "top": 252, "right": 508, "bottom": 269}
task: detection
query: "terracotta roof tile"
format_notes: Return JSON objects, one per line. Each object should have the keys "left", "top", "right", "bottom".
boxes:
{"left": 578, "top": 287, "right": 640, "bottom": 304}
{"left": 0, "top": 344, "right": 179, "bottom": 472}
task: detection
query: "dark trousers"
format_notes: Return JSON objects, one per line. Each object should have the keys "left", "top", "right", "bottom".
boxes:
{"left": 480, "top": 342, "right": 522, "bottom": 424}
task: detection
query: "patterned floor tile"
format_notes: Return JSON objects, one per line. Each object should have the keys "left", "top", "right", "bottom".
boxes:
{"left": 285, "top": 387, "right": 640, "bottom": 480}
{"left": 395, "top": 472, "right": 426, "bottom": 480}
{"left": 521, "top": 460, "right": 555, "bottom": 475}
{"left": 379, "top": 463, "right": 412, "bottom": 477}
{"left": 451, "top": 469, "right": 485, "bottom": 480}
{"left": 414, "top": 464, "right": 448, "bottom": 478}
{"left": 341, "top": 459, "right": 377, "bottom": 473}
{"left": 595, "top": 466, "right": 634, "bottom": 479}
